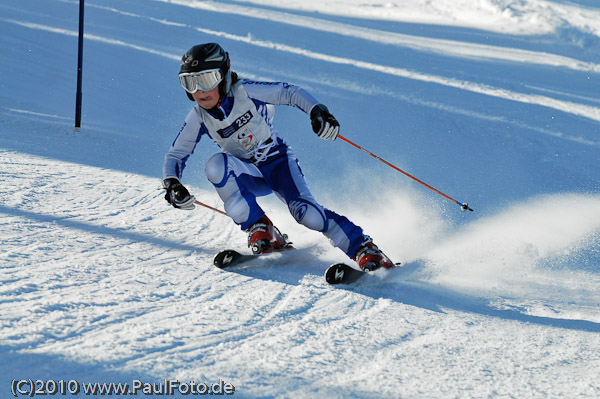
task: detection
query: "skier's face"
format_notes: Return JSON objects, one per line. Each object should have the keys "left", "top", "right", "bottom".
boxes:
{"left": 192, "top": 86, "right": 220, "bottom": 109}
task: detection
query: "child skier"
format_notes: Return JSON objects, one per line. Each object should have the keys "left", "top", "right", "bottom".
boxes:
{"left": 162, "top": 42, "right": 393, "bottom": 271}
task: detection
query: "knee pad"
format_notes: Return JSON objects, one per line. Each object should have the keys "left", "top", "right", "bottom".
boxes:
{"left": 205, "top": 153, "right": 228, "bottom": 187}
{"left": 288, "top": 198, "right": 328, "bottom": 232}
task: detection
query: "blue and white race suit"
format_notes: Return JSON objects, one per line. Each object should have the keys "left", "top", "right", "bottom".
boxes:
{"left": 163, "top": 79, "right": 364, "bottom": 258}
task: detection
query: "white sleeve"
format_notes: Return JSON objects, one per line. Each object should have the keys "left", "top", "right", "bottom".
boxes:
{"left": 162, "top": 107, "right": 205, "bottom": 181}
{"left": 242, "top": 80, "right": 320, "bottom": 114}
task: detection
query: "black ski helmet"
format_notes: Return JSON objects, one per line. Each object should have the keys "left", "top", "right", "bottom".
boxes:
{"left": 179, "top": 43, "right": 232, "bottom": 101}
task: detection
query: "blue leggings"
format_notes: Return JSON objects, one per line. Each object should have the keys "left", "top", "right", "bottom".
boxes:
{"left": 205, "top": 146, "right": 364, "bottom": 259}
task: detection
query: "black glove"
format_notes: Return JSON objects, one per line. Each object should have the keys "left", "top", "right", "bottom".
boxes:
{"left": 310, "top": 103, "right": 340, "bottom": 141}
{"left": 163, "top": 178, "right": 195, "bottom": 210}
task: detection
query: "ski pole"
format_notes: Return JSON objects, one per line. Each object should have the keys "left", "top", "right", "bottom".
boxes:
{"left": 337, "top": 134, "right": 474, "bottom": 212}
{"left": 194, "top": 200, "right": 229, "bottom": 216}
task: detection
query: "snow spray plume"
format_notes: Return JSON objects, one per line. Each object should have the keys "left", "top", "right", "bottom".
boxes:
{"left": 338, "top": 134, "right": 474, "bottom": 212}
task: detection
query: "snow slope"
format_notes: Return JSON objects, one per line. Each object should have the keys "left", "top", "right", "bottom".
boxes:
{"left": 1, "top": 0, "right": 599, "bottom": 398}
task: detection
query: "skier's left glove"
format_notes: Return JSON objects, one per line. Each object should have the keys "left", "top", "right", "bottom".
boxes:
{"left": 163, "top": 178, "right": 196, "bottom": 210}
{"left": 310, "top": 103, "right": 339, "bottom": 141}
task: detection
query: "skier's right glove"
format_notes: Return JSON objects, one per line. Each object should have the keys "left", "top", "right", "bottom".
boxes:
{"left": 163, "top": 178, "right": 196, "bottom": 210}
{"left": 310, "top": 103, "right": 340, "bottom": 141}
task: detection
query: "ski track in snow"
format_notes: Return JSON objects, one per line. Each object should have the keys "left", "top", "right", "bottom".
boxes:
{"left": 4, "top": 4, "right": 600, "bottom": 124}
{"left": 146, "top": 0, "right": 600, "bottom": 73}
{"left": 225, "top": 0, "right": 600, "bottom": 38}
{"left": 2, "top": 149, "right": 599, "bottom": 398}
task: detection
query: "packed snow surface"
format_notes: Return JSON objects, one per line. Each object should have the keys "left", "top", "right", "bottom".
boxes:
{"left": 1, "top": 0, "right": 599, "bottom": 398}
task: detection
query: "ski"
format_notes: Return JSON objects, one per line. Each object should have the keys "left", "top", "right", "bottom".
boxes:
{"left": 213, "top": 244, "right": 295, "bottom": 269}
{"left": 215, "top": 246, "right": 399, "bottom": 285}
{"left": 324, "top": 263, "right": 367, "bottom": 284}
{"left": 324, "top": 262, "right": 401, "bottom": 285}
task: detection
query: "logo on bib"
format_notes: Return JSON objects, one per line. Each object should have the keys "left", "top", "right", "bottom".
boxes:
{"left": 237, "top": 129, "right": 255, "bottom": 149}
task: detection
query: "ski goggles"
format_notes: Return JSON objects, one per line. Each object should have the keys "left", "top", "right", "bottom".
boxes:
{"left": 179, "top": 69, "right": 223, "bottom": 93}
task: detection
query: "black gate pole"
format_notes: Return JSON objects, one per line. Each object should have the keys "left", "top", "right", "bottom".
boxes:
{"left": 74, "top": 0, "right": 85, "bottom": 132}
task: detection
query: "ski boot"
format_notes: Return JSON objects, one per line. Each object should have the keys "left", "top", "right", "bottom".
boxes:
{"left": 246, "top": 215, "right": 288, "bottom": 254}
{"left": 353, "top": 236, "right": 394, "bottom": 271}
